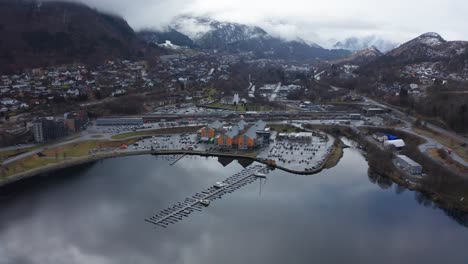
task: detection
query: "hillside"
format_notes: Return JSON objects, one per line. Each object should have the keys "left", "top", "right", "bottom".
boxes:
{"left": 0, "top": 0, "right": 144, "bottom": 73}
{"left": 330, "top": 47, "right": 383, "bottom": 65}
{"left": 138, "top": 29, "right": 195, "bottom": 48}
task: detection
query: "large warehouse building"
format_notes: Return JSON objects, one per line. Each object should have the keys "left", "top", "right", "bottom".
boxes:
{"left": 395, "top": 155, "right": 423, "bottom": 175}
{"left": 96, "top": 118, "right": 144, "bottom": 126}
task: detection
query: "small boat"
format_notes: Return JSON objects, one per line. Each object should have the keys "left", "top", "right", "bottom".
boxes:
{"left": 214, "top": 182, "right": 227, "bottom": 188}
{"left": 199, "top": 199, "right": 210, "bottom": 206}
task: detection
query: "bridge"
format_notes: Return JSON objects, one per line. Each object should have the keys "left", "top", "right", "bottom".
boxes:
{"left": 145, "top": 164, "right": 269, "bottom": 228}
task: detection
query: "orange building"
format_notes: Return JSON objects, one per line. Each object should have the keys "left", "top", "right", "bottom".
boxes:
{"left": 217, "top": 126, "right": 239, "bottom": 148}
{"left": 199, "top": 120, "right": 223, "bottom": 139}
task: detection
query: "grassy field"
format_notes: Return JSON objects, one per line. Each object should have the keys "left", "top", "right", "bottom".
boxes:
{"left": 111, "top": 126, "right": 202, "bottom": 140}
{"left": 0, "top": 146, "right": 38, "bottom": 163}
{"left": 0, "top": 154, "right": 60, "bottom": 179}
{"left": 269, "top": 124, "right": 303, "bottom": 133}
{"left": 323, "top": 143, "right": 344, "bottom": 169}
{"left": 427, "top": 148, "right": 468, "bottom": 175}
{"left": 91, "top": 135, "right": 104, "bottom": 138}
{"left": 0, "top": 139, "right": 139, "bottom": 179}
{"left": 414, "top": 127, "right": 468, "bottom": 162}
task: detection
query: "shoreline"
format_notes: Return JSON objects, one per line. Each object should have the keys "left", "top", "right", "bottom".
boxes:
{"left": 0, "top": 145, "right": 342, "bottom": 188}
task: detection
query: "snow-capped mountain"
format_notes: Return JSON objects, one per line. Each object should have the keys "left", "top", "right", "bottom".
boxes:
{"left": 333, "top": 36, "right": 398, "bottom": 53}
{"left": 172, "top": 16, "right": 267, "bottom": 49}
{"left": 167, "top": 16, "right": 350, "bottom": 60}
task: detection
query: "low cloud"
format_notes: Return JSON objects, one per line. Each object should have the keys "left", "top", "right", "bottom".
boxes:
{"left": 49, "top": 0, "right": 468, "bottom": 45}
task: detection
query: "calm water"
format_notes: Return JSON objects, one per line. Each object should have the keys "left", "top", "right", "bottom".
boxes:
{"left": 0, "top": 148, "right": 467, "bottom": 264}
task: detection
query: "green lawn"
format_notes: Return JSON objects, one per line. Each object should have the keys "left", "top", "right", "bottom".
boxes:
{"left": 269, "top": 124, "right": 303, "bottom": 133}
{"left": 1, "top": 139, "right": 139, "bottom": 178}
{"left": 0, "top": 146, "right": 38, "bottom": 163}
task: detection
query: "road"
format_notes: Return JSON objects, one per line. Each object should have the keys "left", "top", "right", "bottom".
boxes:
{"left": 362, "top": 96, "right": 468, "bottom": 166}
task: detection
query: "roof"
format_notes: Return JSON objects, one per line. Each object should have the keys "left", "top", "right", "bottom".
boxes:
{"left": 208, "top": 120, "right": 223, "bottom": 130}
{"left": 295, "top": 132, "right": 313, "bottom": 138}
{"left": 384, "top": 134, "right": 399, "bottom": 140}
{"left": 396, "top": 155, "right": 421, "bottom": 167}
{"left": 384, "top": 139, "right": 406, "bottom": 148}
{"left": 245, "top": 126, "right": 258, "bottom": 139}
{"left": 254, "top": 120, "right": 266, "bottom": 131}
{"left": 244, "top": 120, "right": 267, "bottom": 139}
{"left": 225, "top": 126, "right": 239, "bottom": 138}
{"left": 237, "top": 120, "right": 247, "bottom": 130}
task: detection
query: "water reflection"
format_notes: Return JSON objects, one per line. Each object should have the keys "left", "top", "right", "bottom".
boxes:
{"left": 0, "top": 151, "right": 467, "bottom": 264}
{"left": 367, "top": 167, "right": 468, "bottom": 229}
{"left": 367, "top": 168, "right": 393, "bottom": 189}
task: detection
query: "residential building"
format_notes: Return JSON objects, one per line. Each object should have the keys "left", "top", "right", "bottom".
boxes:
{"left": 33, "top": 118, "right": 67, "bottom": 143}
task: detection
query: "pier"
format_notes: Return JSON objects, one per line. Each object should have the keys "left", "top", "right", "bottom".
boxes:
{"left": 169, "top": 153, "right": 187, "bottom": 165}
{"left": 145, "top": 165, "right": 269, "bottom": 228}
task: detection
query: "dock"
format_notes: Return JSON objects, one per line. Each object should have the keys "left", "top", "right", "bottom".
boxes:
{"left": 169, "top": 153, "right": 187, "bottom": 165}
{"left": 145, "top": 165, "right": 269, "bottom": 228}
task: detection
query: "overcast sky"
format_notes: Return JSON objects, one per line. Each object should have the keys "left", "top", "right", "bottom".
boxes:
{"left": 68, "top": 0, "right": 467, "bottom": 46}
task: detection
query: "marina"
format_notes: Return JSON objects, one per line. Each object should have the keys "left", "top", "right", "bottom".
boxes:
{"left": 145, "top": 164, "right": 269, "bottom": 228}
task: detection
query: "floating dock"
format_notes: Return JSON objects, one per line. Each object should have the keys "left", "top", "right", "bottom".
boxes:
{"left": 145, "top": 165, "right": 268, "bottom": 228}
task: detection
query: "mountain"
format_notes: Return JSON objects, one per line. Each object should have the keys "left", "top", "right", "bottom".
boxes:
{"left": 386, "top": 32, "right": 454, "bottom": 62}
{"left": 173, "top": 16, "right": 268, "bottom": 50}
{"left": 332, "top": 47, "right": 383, "bottom": 65}
{"left": 358, "top": 32, "right": 468, "bottom": 79}
{"left": 0, "top": 0, "right": 148, "bottom": 73}
{"left": 226, "top": 37, "right": 350, "bottom": 61}
{"left": 170, "top": 16, "right": 350, "bottom": 61}
{"left": 138, "top": 28, "right": 195, "bottom": 48}
{"left": 334, "top": 36, "right": 398, "bottom": 53}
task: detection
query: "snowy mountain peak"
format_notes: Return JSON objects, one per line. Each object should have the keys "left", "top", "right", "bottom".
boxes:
{"left": 333, "top": 35, "right": 398, "bottom": 52}
{"left": 414, "top": 32, "right": 446, "bottom": 46}
{"left": 172, "top": 15, "right": 267, "bottom": 44}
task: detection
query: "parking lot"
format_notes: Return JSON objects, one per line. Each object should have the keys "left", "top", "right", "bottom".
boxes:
{"left": 153, "top": 104, "right": 233, "bottom": 115}
{"left": 87, "top": 120, "right": 206, "bottom": 136}
{"left": 258, "top": 136, "right": 333, "bottom": 171}
{"left": 121, "top": 133, "right": 209, "bottom": 152}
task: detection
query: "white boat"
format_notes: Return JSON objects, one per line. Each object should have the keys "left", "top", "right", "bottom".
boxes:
{"left": 199, "top": 199, "right": 210, "bottom": 206}
{"left": 214, "top": 182, "right": 227, "bottom": 188}
{"left": 254, "top": 172, "right": 267, "bottom": 178}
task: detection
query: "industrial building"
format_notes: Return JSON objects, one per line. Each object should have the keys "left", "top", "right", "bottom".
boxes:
{"left": 395, "top": 155, "right": 423, "bottom": 175}
{"left": 384, "top": 139, "right": 406, "bottom": 150}
{"left": 363, "top": 107, "right": 390, "bottom": 115}
{"left": 96, "top": 118, "right": 144, "bottom": 126}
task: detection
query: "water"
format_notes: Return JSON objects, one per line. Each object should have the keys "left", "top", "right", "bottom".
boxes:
{"left": 0, "top": 149, "right": 467, "bottom": 264}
